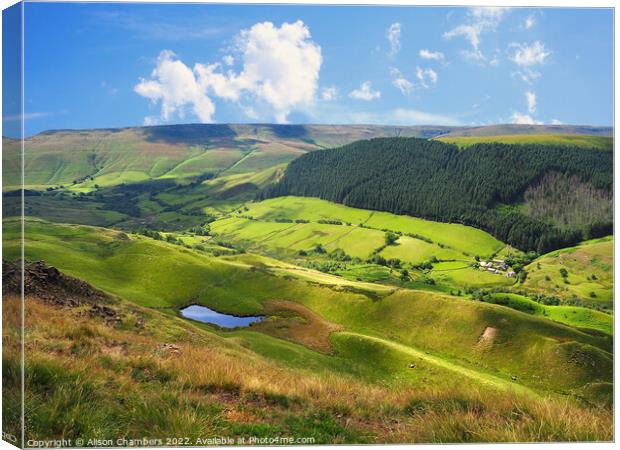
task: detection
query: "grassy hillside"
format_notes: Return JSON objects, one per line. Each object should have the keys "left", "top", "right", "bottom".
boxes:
{"left": 3, "top": 124, "right": 612, "bottom": 190}
{"left": 2, "top": 123, "right": 614, "bottom": 443}
{"left": 3, "top": 218, "right": 612, "bottom": 402}
{"left": 264, "top": 137, "right": 612, "bottom": 253}
{"left": 208, "top": 197, "right": 512, "bottom": 290}
{"left": 436, "top": 134, "right": 613, "bottom": 150}
{"left": 522, "top": 237, "right": 613, "bottom": 308}
{"left": 4, "top": 292, "right": 613, "bottom": 444}
{"left": 240, "top": 197, "right": 503, "bottom": 256}
{"left": 485, "top": 293, "right": 612, "bottom": 334}
{"left": 3, "top": 125, "right": 452, "bottom": 190}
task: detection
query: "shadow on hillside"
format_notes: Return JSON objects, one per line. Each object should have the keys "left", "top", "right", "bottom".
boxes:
{"left": 143, "top": 124, "right": 237, "bottom": 145}
{"left": 264, "top": 124, "right": 309, "bottom": 139}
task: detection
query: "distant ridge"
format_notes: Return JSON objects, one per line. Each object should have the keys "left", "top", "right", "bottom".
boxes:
{"left": 439, "top": 124, "right": 613, "bottom": 138}
{"left": 2, "top": 123, "right": 613, "bottom": 190}
{"left": 3, "top": 122, "right": 613, "bottom": 141}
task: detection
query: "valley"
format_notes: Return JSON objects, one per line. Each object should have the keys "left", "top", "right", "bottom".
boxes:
{"left": 2, "top": 123, "right": 614, "bottom": 443}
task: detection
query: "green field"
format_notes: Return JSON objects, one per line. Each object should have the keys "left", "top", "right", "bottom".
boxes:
{"left": 436, "top": 134, "right": 613, "bottom": 150}
{"left": 222, "top": 196, "right": 504, "bottom": 258}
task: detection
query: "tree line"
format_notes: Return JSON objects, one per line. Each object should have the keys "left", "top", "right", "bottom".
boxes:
{"left": 260, "top": 137, "right": 612, "bottom": 253}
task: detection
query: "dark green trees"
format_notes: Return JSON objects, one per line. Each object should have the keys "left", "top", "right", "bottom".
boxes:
{"left": 262, "top": 137, "right": 612, "bottom": 252}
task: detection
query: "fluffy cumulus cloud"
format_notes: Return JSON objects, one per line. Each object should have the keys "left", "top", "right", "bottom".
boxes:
{"left": 443, "top": 7, "right": 510, "bottom": 61}
{"left": 389, "top": 66, "right": 438, "bottom": 95}
{"left": 349, "top": 81, "right": 381, "bottom": 101}
{"left": 135, "top": 20, "right": 322, "bottom": 124}
{"left": 135, "top": 50, "right": 216, "bottom": 124}
{"left": 419, "top": 49, "right": 444, "bottom": 60}
{"left": 526, "top": 91, "right": 536, "bottom": 114}
{"left": 386, "top": 22, "right": 401, "bottom": 56}
{"left": 511, "top": 91, "right": 540, "bottom": 125}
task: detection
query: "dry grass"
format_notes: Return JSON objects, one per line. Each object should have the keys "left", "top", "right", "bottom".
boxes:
{"left": 2, "top": 295, "right": 613, "bottom": 444}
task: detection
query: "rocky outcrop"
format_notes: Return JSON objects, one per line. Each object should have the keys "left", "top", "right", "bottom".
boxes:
{"left": 3, "top": 259, "right": 111, "bottom": 307}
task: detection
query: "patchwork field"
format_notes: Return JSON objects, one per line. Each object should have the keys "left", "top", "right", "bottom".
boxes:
{"left": 221, "top": 196, "right": 505, "bottom": 258}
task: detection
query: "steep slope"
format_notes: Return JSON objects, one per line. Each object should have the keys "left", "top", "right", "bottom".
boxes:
{"left": 4, "top": 282, "right": 612, "bottom": 443}
{"left": 263, "top": 137, "right": 612, "bottom": 253}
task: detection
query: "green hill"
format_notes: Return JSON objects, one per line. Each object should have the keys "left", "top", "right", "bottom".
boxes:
{"left": 3, "top": 124, "right": 612, "bottom": 190}
{"left": 3, "top": 218, "right": 612, "bottom": 402}
{"left": 522, "top": 237, "right": 614, "bottom": 308}
{"left": 263, "top": 137, "right": 612, "bottom": 253}
{"left": 2, "top": 123, "right": 614, "bottom": 443}
{"left": 4, "top": 125, "right": 452, "bottom": 190}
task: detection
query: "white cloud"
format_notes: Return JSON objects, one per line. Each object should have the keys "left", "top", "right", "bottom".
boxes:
{"left": 525, "top": 91, "right": 536, "bottom": 114}
{"left": 524, "top": 15, "right": 536, "bottom": 29}
{"left": 136, "top": 21, "right": 322, "bottom": 124}
{"left": 320, "top": 86, "right": 338, "bottom": 101}
{"left": 443, "top": 7, "right": 510, "bottom": 61}
{"left": 134, "top": 50, "right": 216, "bottom": 123}
{"left": 386, "top": 22, "right": 401, "bottom": 56}
{"left": 222, "top": 55, "right": 234, "bottom": 66}
{"left": 349, "top": 81, "right": 381, "bottom": 101}
{"left": 419, "top": 49, "right": 444, "bottom": 60}
{"left": 510, "top": 111, "right": 542, "bottom": 125}
{"left": 510, "top": 41, "right": 550, "bottom": 83}
{"left": 389, "top": 66, "right": 438, "bottom": 95}
{"left": 390, "top": 68, "right": 414, "bottom": 95}
{"left": 416, "top": 67, "right": 438, "bottom": 88}
{"left": 510, "top": 41, "right": 550, "bottom": 67}
{"left": 551, "top": 119, "right": 563, "bottom": 125}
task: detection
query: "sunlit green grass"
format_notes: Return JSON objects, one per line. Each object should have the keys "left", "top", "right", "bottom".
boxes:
{"left": 486, "top": 293, "right": 612, "bottom": 334}
{"left": 437, "top": 134, "right": 613, "bottom": 150}
{"left": 5, "top": 218, "right": 611, "bottom": 399}
{"left": 523, "top": 237, "right": 613, "bottom": 306}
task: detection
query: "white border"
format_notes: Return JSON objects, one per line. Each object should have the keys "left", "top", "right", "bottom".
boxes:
{"left": 0, "top": 1, "right": 617, "bottom": 450}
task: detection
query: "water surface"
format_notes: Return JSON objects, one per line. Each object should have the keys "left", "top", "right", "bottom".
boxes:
{"left": 180, "top": 304, "right": 264, "bottom": 328}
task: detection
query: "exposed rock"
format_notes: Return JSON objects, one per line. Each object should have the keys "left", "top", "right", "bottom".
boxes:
{"left": 3, "top": 259, "right": 111, "bottom": 307}
{"left": 2, "top": 260, "right": 136, "bottom": 327}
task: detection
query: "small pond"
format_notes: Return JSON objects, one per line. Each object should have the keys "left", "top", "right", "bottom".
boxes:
{"left": 180, "top": 304, "right": 265, "bottom": 328}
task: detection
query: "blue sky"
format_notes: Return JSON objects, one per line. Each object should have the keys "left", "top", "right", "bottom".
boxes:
{"left": 3, "top": 2, "right": 614, "bottom": 136}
